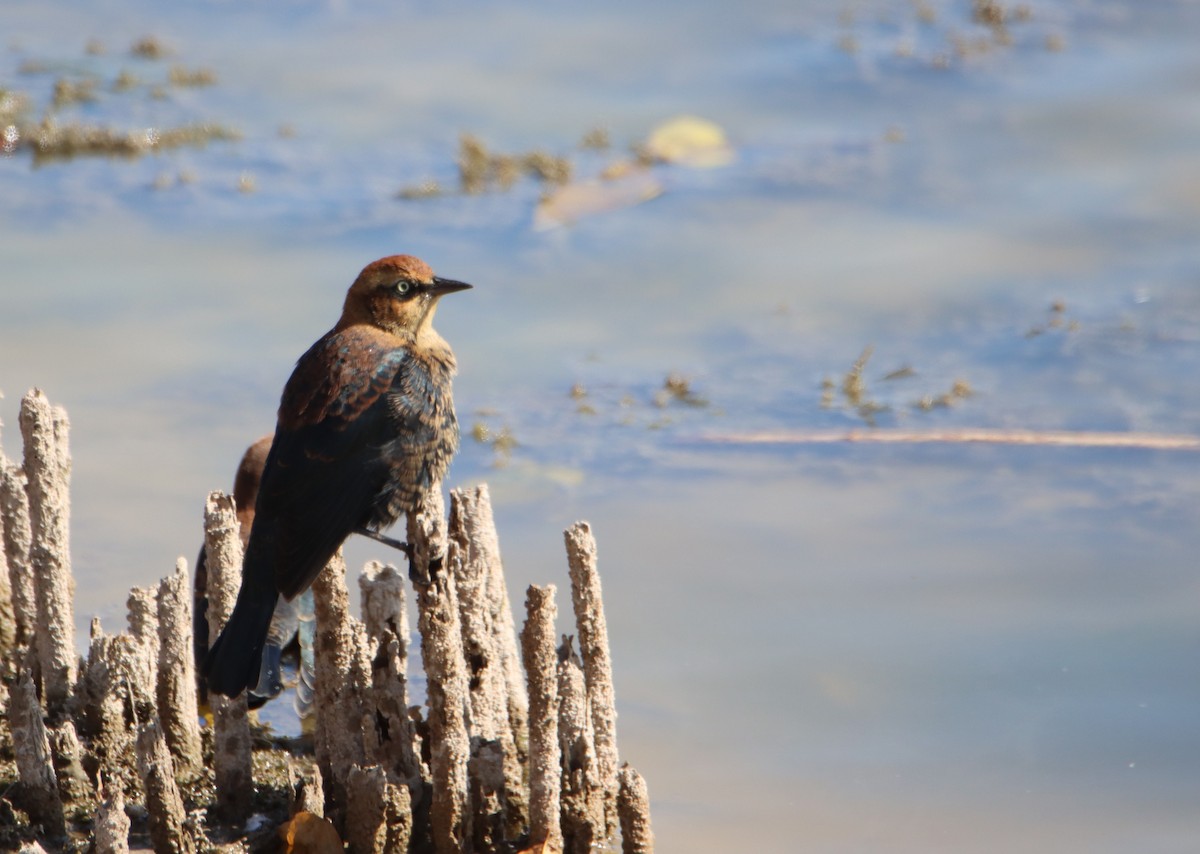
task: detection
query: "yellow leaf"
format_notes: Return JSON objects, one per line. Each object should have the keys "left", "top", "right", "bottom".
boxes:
{"left": 643, "top": 115, "right": 734, "bottom": 168}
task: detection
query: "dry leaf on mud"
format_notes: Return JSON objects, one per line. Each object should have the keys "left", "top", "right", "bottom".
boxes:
{"left": 517, "top": 839, "right": 563, "bottom": 854}
{"left": 278, "top": 811, "right": 344, "bottom": 853}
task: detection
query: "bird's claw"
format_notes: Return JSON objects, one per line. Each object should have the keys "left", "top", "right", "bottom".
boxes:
{"left": 406, "top": 550, "right": 444, "bottom": 587}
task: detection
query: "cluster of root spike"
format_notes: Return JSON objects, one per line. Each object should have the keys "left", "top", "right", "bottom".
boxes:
{"left": 0, "top": 389, "right": 653, "bottom": 853}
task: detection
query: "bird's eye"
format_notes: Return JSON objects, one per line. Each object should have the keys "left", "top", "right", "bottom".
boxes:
{"left": 395, "top": 280, "right": 412, "bottom": 295}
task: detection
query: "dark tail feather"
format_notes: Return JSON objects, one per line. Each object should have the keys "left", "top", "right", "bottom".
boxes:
{"left": 203, "top": 581, "right": 278, "bottom": 698}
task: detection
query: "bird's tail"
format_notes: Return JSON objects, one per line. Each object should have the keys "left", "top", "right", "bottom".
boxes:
{"left": 203, "top": 579, "right": 279, "bottom": 699}
{"left": 247, "top": 591, "right": 305, "bottom": 703}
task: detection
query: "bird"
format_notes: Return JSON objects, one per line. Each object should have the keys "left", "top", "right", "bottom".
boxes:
{"left": 203, "top": 254, "right": 472, "bottom": 698}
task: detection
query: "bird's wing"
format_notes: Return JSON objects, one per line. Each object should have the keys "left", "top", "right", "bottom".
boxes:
{"left": 254, "top": 326, "right": 412, "bottom": 599}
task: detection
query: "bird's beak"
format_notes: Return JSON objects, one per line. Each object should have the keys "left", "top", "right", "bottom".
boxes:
{"left": 428, "top": 277, "right": 473, "bottom": 296}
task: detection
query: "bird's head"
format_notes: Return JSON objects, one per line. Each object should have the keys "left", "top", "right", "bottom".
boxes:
{"left": 339, "top": 254, "right": 472, "bottom": 338}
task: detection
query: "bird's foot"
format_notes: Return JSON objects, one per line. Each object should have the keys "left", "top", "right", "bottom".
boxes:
{"left": 353, "top": 526, "right": 413, "bottom": 556}
{"left": 406, "top": 551, "right": 444, "bottom": 587}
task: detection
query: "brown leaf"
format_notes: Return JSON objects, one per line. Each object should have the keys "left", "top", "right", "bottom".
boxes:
{"left": 278, "top": 811, "right": 344, "bottom": 854}
{"left": 517, "top": 839, "right": 564, "bottom": 854}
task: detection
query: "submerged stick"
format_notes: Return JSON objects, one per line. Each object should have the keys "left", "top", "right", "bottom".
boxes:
{"left": 157, "top": 558, "right": 203, "bottom": 778}
{"left": 345, "top": 763, "right": 413, "bottom": 854}
{"left": 0, "top": 451, "right": 13, "bottom": 664}
{"left": 288, "top": 758, "right": 326, "bottom": 818}
{"left": 0, "top": 458, "right": 35, "bottom": 654}
{"left": 699, "top": 428, "right": 1200, "bottom": 450}
{"left": 7, "top": 670, "right": 66, "bottom": 838}
{"left": 466, "top": 484, "right": 531, "bottom": 838}
{"left": 358, "top": 562, "right": 422, "bottom": 788}
{"left": 617, "top": 765, "right": 654, "bottom": 854}
{"left": 82, "top": 629, "right": 152, "bottom": 802}
{"left": 19, "top": 389, "right": 76, "bottom": 717}
{"left": 409, "top": 485, "right": 471, "bottom": 854}
{"left": 127, "top": 585, "right": 160, "bottom": 700}
{"left": 0, "top": 420, "right": 11, "bottom": 663}
{"left": 564, "top": 521, "right": 619, "bottom": 838}
{"left": 136, "top": 719, "right": 194, "bottom": 854}
{"left": 448, "top": 486, "right": 526, "bottom": 847}
{"left": 203, "top": 491, "right": 253, "bottom": 823}
{"left": 47, "top": 720, "right": 92, "bottom": 806}
{"left": 312, "top": 550, "right": 371, "bottom": 826}
{"left": 522, "top": 584, "right": 563, "bottom": 853}
{"left": 93, "top": 775, "right": 131, "bottom": 854}
{"left": 359, "top": 559, "right": 408, "bottom": 649}
{"left": 558, "top": 638, "right": 604, "bottom": 854}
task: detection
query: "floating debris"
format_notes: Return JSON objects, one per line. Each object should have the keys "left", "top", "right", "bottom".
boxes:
{"left": 51, "top": 77, "right": 97, "bottom": 109}
{"left": 17, "top": 59, "right": 50, "bottom": 75}
{"left": 112, "top": 69, "right": 140, "bottom": 91}
{"left": 915, "top": 377, "right": 973, "bottom": 411}
{"left": 820, "top": 376, "right": 836, "bottom": 409}
{"left": 167, "top": 65, "right": 217, "bottom": 87}
{"left": 396, "top": 179, "right": 442, "bottom": 200}
{"left": 568, "top": 382, "right": 597, "bottom": 415}
{"left": 456, "top": 133, "right": 573, "bottom": 196}
{"left": 1025, "top": 299, "right": 1079, "bottom": 338}
{"left": 1, "top": 91, "right": 30, "bottom": 147}
{"left": 24, "top": 118, "right": 240, "bottom": 164}
{"left": 458, "top": 133, "right": 490, "bottom": 194}
{"left": 524, "top": 149, "right": 571, "bottom": 185}
{"left": 130, "top": 35, "right": 171, "bottom": 59}
{"left": 2, "top": 123, "right": 19, "bottom": 154}
{"left": 641, "top": 115, "right": 734, "bottom": 168}
{"left": 841, "top": 345, "right": 874, "bottom": 408}
{"left": 470, "top": 421, "right": 519, "bottom": 465}
{"left": 653, "top": 372, "right": 707, "bottom": 408}
{"left": 883, "top": 365, "right": 916, "bottom": 381}
{"left": 534, "top": 170, "right": 662, "bottom": 230}
{"left": 856, "top": 400, "right": 890, "bottom": 425}
{"left": 579, "top": 126, "right": 610, "bottom": 150}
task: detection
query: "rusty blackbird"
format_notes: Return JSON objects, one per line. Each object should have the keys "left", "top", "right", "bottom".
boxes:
{"left": 204, "top": 254, "right": 471, "bottom": 697}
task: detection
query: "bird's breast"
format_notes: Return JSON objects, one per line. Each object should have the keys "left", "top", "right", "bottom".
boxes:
{"left": 369, "top": 354, "right": 460, "bottom": 527}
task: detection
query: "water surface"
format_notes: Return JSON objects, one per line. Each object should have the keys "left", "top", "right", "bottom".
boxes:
{"left": 2, "top": 1, "right": 1199, "bottom": 850}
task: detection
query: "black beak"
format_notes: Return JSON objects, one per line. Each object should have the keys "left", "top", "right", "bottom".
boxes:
{"left": 428, "top": 277, "right": 473, "bottom": 296}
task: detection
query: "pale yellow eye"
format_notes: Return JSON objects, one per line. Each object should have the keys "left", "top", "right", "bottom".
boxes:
{"left": 395, "top": 280, "right": 411, "bottom": 295}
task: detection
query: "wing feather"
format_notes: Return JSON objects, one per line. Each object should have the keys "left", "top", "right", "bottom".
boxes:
{"left": 251, "top": 326, "right": 413, "bottom": 599}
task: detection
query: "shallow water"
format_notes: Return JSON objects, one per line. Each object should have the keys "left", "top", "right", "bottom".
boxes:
{"left": 3, "top": 1, "right": 1200, "bottom": 850}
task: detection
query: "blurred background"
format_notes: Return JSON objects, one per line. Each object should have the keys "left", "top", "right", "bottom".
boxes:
{"left": 3, "top": 1, "right": 1200, "bottom": 850}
